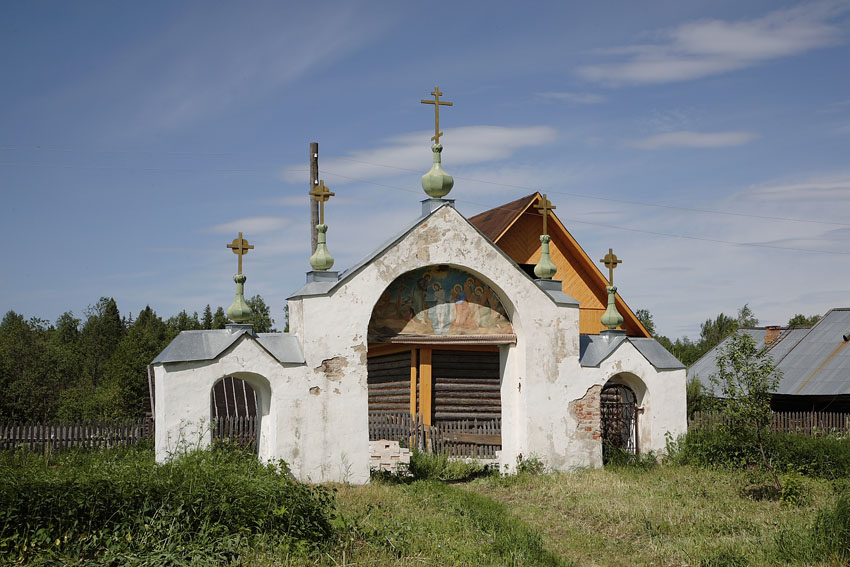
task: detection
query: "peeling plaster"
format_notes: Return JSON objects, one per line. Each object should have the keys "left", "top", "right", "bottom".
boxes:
{"left": 316, "top": 357, "right": 347, "bottom": 381}
{"left": 309, "top": 386, "right": 321, "bottom": 395}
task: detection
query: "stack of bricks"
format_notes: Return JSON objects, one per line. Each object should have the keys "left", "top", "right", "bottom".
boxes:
{"left": 369, "top": 439, "right": 411, "bottom": 472}
{"left": 569, "top": 385, "right": 602, "bottom": 441}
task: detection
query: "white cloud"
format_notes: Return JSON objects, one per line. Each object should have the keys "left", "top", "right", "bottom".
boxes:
{"left": 205, "top": 216, "right": 291, "bottom": 234}
{"left": 579, "top": 2, "right": 847, "bottom": 85}
{"left": 280, "top": 125, "right": 558, "bottom": 184}
{"left": 536, "top": 91, "right": 606, "bottom": 104}
{"left": 744, "top": 176, "right": 850, "bottom": 201}
{"left": 629, "top": 130, "right": 758, "bottom": 149}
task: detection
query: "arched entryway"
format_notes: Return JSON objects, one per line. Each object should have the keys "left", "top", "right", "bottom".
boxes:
{"left": 366, "top": 265, "right": 514, "bottom": 458}
{"left": 601, "top": 379, "right": 640, "bottom": 464}
{"left": 210, "top": 373, "right": 271, "bottom": 459}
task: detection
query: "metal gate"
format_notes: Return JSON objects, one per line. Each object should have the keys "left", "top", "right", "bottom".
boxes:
{"left": 601, "top": 383, "right": 638, "bottom": 463}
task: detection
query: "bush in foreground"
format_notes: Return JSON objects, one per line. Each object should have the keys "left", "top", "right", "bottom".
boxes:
{"left": 0, "top": 443, "right": 335, "bottom": 564}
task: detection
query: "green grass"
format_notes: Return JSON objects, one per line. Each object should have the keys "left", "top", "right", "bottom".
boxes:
{"left": 3, "top": 444, "right": 848, "bottom": 566}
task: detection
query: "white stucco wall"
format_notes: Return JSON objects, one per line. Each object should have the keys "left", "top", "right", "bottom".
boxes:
{"left": 154, "top": 202, "right": 687, "bottom": 483}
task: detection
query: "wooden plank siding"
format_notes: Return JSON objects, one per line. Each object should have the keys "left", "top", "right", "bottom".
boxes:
{"left": 432, "top": 349, "right": 501, "bottom": 423}
{"left": 690, "top": 410, "right": 850, "bottom": 435}
{"left": 367, "top": 351, "right": 413, "bottom": 414}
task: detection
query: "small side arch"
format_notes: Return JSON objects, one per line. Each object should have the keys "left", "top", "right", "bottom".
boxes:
{"left": 601, "top": 372, "right": 648, "bottom": 463}
{"left": 210, "top": 372, "right": 272, "bottom": 461}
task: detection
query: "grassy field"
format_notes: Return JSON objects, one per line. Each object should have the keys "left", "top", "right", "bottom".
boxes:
{"left": 3, "top": 445, "right": 848, "bottom": 566}
{"left": 251, "top": 465, "right": 841, "bottom": 567}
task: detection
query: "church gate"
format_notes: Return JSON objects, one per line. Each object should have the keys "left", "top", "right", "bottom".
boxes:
{"left": 600, "top": 382, "right": 638, "bottom": 463}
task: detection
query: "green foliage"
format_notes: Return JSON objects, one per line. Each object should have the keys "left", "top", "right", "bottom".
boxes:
{"left": 669, "top": 428, "right": 850, "bottom": 479}
{"left": 212, "top": 306, "right": 228, "bottom": 329}
{"left": 247, "top": 294, "right": 275, "bottom": 333}
{"left": 635, "top": 308, "right": 656, "bottom": 336}
{"left": 0, "top": 444, "right": 336, "bottom": 564}
{"left": 401, "top": 450, "right": 492, "bottom": 482}
{"left": 787, "top": 313, "right": 822, "bottom": 328}
{"left": 166, "top": 309, "right": 202, "bottom": 332}
{"left": 776, "top": 489, "right": 850, "bottom": 564}
{"left": 516, "top": 453, "right": 546, "bottom": 475}
{"left": 686, "top": 378, "right": 709, "bottom": 418}
{"left": 700, "top": 312, "right": 739, "bottom": 351}
{"left": 202, "top": 304, "right": 214, "bottom": 330}
{"left": 710, "top": 331, "right": 781, "bottom": 488}
{"left": 603, "top": 445, "right": 658, "bottom": 470}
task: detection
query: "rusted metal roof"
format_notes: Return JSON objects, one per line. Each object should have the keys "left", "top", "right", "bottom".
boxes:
{"left": 468, "top": 193, "right": 538, "bottom": 241}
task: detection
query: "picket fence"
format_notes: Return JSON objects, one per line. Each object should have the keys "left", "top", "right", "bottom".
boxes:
{"left": 690, "top": 410, "right": 850, "bottom": 436}
{"left": 368, "top": 412, "right": 502, "bottom": 459}
{"left": 0, "top": 416, "right": 258, "bottom": 452}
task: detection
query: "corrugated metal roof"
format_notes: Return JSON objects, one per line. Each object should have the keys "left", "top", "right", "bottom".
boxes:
{"left": 152, "top": 328, "right": 305, "bottom": 365}
{"left": 688, "top": 312, "right": 850, "bottom": 397}
{"left": 775, "top": 309, "right": 850, "bottom": 396}
{"left": 579, "top": 334, "right": 685, "bottom": 370}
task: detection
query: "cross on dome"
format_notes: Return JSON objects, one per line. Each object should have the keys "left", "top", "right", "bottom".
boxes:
{"left": 599, "top": 248, "right": 622, "bottom": 285}
{"left": 227, "top": 232, "right": 254, "bottom": 275}
{"left": 420, "top": 86, "right": 453, "bottom": 145}
{"left": 534, "top": 194, "right": 556, "bottom": 236}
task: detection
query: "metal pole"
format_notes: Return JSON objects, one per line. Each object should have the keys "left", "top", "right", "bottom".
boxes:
{"left": 309, "top": 142, "right": 319, "bottom": 254}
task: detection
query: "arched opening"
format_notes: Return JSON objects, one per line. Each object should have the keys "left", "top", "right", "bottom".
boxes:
{"left": 366, "top": 265, "right": 515, "bottom": 458}
{"left": 210, "top": 373, "right": 271, "bottom": 458}
{"left": 601, "top": 381, "right": 638, "bottom": 464}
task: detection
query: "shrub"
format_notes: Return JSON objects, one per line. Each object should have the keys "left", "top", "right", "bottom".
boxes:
{"left": 0, "top": 444, "right": 336, "bottom": 564}
{"left": 669, "top": 428, "right": 850, "bottom": 479}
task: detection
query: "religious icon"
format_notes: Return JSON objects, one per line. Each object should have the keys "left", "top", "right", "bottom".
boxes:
{"left": 368, "top": 266, "right": 512, "bottom": 340}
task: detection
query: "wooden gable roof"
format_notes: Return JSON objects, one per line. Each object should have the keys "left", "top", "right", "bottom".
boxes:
{"left": 469, "top": 193, "right": 651, "bottom": 337}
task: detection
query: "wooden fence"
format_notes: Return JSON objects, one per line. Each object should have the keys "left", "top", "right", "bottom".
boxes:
{"left": 0, "top": 418, "right": 155, "bottom": 452}
{"left": 0, "top": 416, "right": 259, "bottom": 452}
{"left": 369, "top": 412, "right": 502, "bottom": 459}
{"left": 690, "top": 410, "right": 850, "bottom": 436}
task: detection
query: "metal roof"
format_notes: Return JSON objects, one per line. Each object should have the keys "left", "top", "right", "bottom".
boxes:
{"left": 688, "top": 311, "right": 850, "bottom": 397}
{"left": 775, "top": 309, "right": 850, "bottom": 396}
{"left": 580, "top": 333, "right": 685, "bottom": 370}
{"left": 152, "top": 327, "right": 305, "bottom": 365}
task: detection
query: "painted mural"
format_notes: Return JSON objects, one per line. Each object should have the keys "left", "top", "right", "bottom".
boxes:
{"left": 368, "top": 266, "right": 513, "bottom": 339}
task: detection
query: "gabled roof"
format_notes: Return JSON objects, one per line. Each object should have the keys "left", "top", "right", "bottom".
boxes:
{"left": 152, "top": 328, "right": 305, "bottom": 365}
{"left": 469, "top": 193, "right": 539, "bottom": 242}
{"left": 688, "top": 309, "right": 850, "bottom": 397}
{"left": 579, "top": 334, "right": 684, "bottom": 370}
{"left": 288, "top": 200, "right": 579, "bottom": 307}
{"left": 469, "top": 192, "right": 651, "bottom": 337}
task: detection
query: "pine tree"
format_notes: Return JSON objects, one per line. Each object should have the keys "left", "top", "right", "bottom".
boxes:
{"left": 202, "top": 304, "right": 213, "bottom": 330}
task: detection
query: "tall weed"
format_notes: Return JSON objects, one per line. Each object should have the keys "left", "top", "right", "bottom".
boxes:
{"left": 0, "top": 444, "right": 335, "bottom": 564}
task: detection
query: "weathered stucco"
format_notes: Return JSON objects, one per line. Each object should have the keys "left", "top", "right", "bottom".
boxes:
{"left": 153, "top": 202, "right": 687, "bottom": 483}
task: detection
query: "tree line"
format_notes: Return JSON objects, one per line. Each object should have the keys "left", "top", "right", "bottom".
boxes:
{"left": 0, "top": 296, "right": 282, "bottom": 422}
{"left": 636, "top": 305, "right": 822, "bottom": 367}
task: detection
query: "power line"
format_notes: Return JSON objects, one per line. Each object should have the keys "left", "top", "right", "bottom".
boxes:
{"left": 2, "top": 144, "right": 845, "bottom": 227}
{"left": 318, "top": 168, "right": 850, "bottom": 257}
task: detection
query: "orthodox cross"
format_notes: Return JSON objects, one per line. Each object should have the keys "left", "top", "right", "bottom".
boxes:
{"left": 420, "top": 86, "right": 453, "bottom": 144}
{"left": 309, "top": 179, "right": 335, "bottom": 224}
{"left": 599, "top": 248, "right": 622, "bottom": 285}
{"left": 534, "top": 194, "right": 556, "bottom": 235}
{"left": 227, "top": 232, "right": 254, "bottom": 275}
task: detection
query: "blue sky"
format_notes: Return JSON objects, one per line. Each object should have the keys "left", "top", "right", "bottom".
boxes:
{"left": 2, "top": 1, "right": 849, "bottom": 339}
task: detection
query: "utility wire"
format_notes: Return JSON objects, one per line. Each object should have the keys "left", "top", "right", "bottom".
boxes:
{"left": 318, "top": 168, "right": 850, "bottom": 257}
{"left": 1, "top": 144, "right": 845, "bottom": 227}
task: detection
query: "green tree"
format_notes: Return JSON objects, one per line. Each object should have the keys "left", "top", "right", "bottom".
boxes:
{"left": 710, "top": 332, "right": 782, "bottom": 490}
{"left": 699, "top": 312, "right": 738, "bottom": 352}
{"left": 247, "top": 295, "right": 275, "bottom": 333}
{"left": 166, "top": 310, "right": 202, "bottom": 332}
{"left": 635, "top": 308, "right": 656, "bottom": 336}
{"left": 80, "top": 298, "right": 125, "bottom": 388}
{"left": 212, "top": 307, "right": 228, "bottom": 329}
{"left": 737, "top": 303, "right": 759, "bottom": 328}
{"left": 105, "top": 306, "right": 173, "bottom": 417}
{"left": 787, "top": 313, "right": 821, "bottom": 328}
{"left": 283, "top": 302, "right": 289, "bottom": 333}
{"left": 202, "top": 304, "right": 213, "bottom": 330}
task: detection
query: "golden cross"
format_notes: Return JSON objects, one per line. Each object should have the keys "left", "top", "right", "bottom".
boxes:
{"left": 420, "top": 85, "right": 453, "bottom": 144}
{"left": 534, "top": 194, "right": 556, "bottom": 235}
{"left": 599, "top": 248, "right": 622, "bottom": 285}
{"left": 309, "top": 179, "right": 335, "bottom": 224}
{"left": 227, "top": 232, "right": 254, "bottom": 275}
